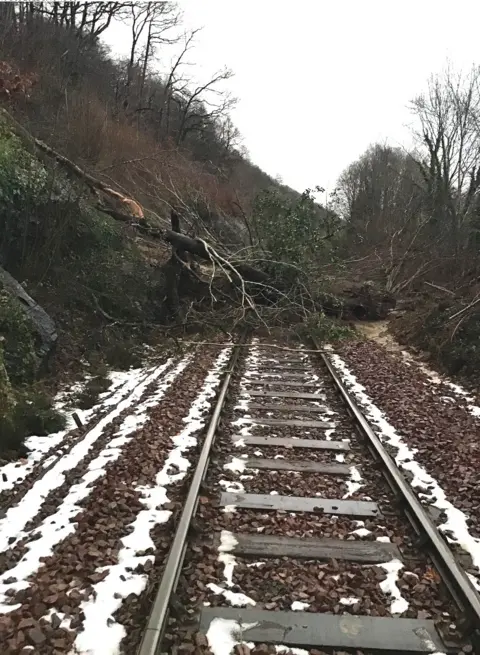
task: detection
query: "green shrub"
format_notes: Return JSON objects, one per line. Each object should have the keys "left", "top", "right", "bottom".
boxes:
{"left": 0, "top": 291, "right": 37, "bottom": 384}
{"left": 300, "top": 312, "right": 354, "bottom": 344}
{"left": 14, "top": 389, "right": 66, "bottom": 436}
{"left": 0, "top": 382, "right": 66, "bottom": 458}
{"left": 75, "top": 373, "right": 111, "bottom": 409}
{"left": 104, "top": 339, "right": 144, "bottom": 370}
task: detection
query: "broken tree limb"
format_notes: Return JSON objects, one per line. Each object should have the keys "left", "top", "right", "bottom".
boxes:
{"left": 424, "top": 281, "right": 455, "bottom": 295}
{"left": 164, "top": 230, "right": 270, "bottom": 284}
{"left": 0, "top": 108, "right": 144, "bottom": 219}
{"left": 447, "top": 294, "right": 480, "bottom": 321}
{"left": 180, "top": 342, "right": 329, "bottom": 353}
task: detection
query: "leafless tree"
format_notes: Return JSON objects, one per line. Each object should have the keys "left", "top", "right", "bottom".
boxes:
{"left": 410, "top": 65, "right": 480, "bottom": 256}
{"left": 174, "top": 67, "right": 235, "bottom": 144}
{"left": 156, "top": 28, "right": 200, "bottom": 136}
{"left": 337, "top": 144, "right": 434, "bottom": 292}
{"left": 123, "top": 2, "right": 179, "bottom": 110}
{"left": 26, "top": 2, "right": 128, "bottom": 42}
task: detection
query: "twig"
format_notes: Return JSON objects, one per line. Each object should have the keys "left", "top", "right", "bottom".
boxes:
{"left": 424, "top": 281, "right": 455, "bottom": 296}
{"left": 179, "top": 342, "right": 330, "bottom": 353}
{"left": 448, "top": 295, "right": 480, "bottom": 320}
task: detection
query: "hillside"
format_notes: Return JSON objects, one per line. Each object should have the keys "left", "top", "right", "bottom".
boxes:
{"left": 3, "top": 2, "right": 480, "bottom": 463}
{"left": 0, "top": 3, "right": 347, "bottom": 458}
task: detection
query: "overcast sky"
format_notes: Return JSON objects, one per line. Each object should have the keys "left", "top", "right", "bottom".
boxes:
{"left": 104, "top": 0, "right": 480, "bottom": 194}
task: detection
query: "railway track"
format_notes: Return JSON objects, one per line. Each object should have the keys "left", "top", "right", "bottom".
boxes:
{"left": 138, "top": 337, "right": 480, "bottom": 655}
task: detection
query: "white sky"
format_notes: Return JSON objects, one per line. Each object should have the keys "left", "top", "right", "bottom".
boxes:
{"left": 104, "top": 0, "right": 480, "bottom": 194}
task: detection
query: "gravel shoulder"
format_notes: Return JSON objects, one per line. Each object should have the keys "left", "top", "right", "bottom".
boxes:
{"left": 334, "top": 338, "right": 480, "bottom": 585}
{"left": 0, "top": 344, "right": 232, "bottom": 654}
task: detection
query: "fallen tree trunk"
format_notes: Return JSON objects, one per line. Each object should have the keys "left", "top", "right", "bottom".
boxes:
{"left": 164, "top": 230, "right": 270, "bottom": 284}
{"left": 1, "top": 108, "right": 145, "bottom": 219}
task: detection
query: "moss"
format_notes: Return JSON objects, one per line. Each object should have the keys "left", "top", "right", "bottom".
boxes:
{"left": 0, "top": 335, "right": 65, "bottom": 456}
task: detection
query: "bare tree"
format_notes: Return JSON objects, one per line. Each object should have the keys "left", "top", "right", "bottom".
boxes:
{"left": 156, "top": 28, "right": 200, "bottom": 137}
{"left": 175, "top": 67, "right": 235, "bottom": 144}
{"left": 28, "top": 2, "right": 127, "bottom": 42}
{"left": 139, "top": 2, "right": 180, "bottom": 100}
{"left": 337, "top": 144, "right": 432, "bottom": 292}
{"left": 123, "top": 2, "right": 179, "bottom": 108}
{"left": 410, "top": 65, "right": 480, "bottom": 256}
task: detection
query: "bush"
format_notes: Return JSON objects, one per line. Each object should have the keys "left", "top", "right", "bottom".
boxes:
{"left": 104, "top": 339, "right": 144, "bottom": 370}
{"left": 300, "top": 312, "right": 354, "bottom": 344}
{"left": 0, "top": 125, "right": 50, "bottom": 271}
{"left": 0, "top": 379, "right": 66, "bottom": 458}
{"left": 14, "top": 389, "right": 66, "bottom": 436}
{"left": 393, "top": 303, "right": 480, "bottom": 381}
{"left": 74, "top": 373, "right": 111, "bottom": 410}
{"left": 0, "top": 291, "right": 37, "bottom": 384}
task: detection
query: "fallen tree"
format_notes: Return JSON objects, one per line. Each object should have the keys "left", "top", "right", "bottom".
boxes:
{"left": 2, "top": 108, "right": 395, "bottom": 328}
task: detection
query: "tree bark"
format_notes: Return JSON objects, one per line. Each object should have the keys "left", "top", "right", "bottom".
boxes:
{"left": 164, "top": 230, "right": 270, "bottom": 284}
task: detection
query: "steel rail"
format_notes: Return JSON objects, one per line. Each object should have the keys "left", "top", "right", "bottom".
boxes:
{"left": 137, "top": 333, "right": 247, "bottom": 655}
{"left": 319, "top": 347, "right": 480, "bottom": 648}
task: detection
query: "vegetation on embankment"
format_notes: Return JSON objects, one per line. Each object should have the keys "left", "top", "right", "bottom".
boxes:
{"left": 391, "top": 300, "right": 480, "bottom": 385}
{"left": 0, "top": 114, "right": 169, "bottom": 457}
{"left": 332, "top": 65, "right": 480, "bottom": 383}
{"left": 0, "top": 291, "right": 66, "bottom": 458}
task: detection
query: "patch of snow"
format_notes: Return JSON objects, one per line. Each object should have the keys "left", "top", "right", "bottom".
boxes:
{"left": 0, "top": 364, "right": 165, "bottom": 553}
{"left": 377, "top": 558, "right": 409, "bottom": 615}
{"left": 72, "top": 347, "right": 232, "bottom": 653}
{"left": 377, "top": 536, "right": 392, "bottom": 543}
{"left": 206, "top": 618, "right": 257, "bottom": 655}
{"left": 325, "top": 427, "right": 336, "bottom": 440}
{"left": 224, "top": 457, "right": 246, "bottom": 473}
{"left": 219, "top": 480, "right": 244, "bottom": 493}
{"left": 275, "top": 647, "right": 310, "bottom": 655}
{"left": 0, "top": 357, "right": 190, "bottom": 612}
{"left": 0, "top": 365, "right": 154, "bottom": 493}
{"left": 218, "top": 530, "right": 238, "bottom": 588}
{"left": 291, "top": 601, "right": 310, "bottom": 610}
{"left": 207, "top": 583, "right": 255, "bottom": 607}
{"left": 339, "top": 596, "right": 359, "bottom": 606}
{"left": 343, "top": 466, "right": 363, "bottom": 498}
{"left": 43, "top": 608, "right": 72, "bottom": 631}
{"left": 335, "top": 453, "right": 345, "bottom": 463}
{"left": 350, "top": 527, "right": 372, "bottom": 538}
{"left": 330, "top": 352, "right": 480, "bottom": 591}
{"left": 223, "top": 505, "right": 236, "bottom": 514}
{"left": 401, "top": 351, "right": 480, "bottom": 418}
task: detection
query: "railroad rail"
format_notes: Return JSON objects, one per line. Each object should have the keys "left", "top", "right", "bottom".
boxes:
{"left": 137, "top": 336, "right": 480, "bottom": 655}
